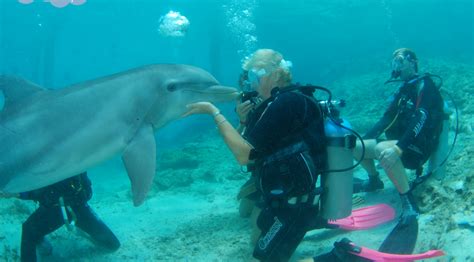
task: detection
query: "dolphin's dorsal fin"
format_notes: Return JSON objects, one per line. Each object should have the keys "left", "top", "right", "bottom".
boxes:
{"left": 0, "top": 75, "right": 45, "bottom": 109}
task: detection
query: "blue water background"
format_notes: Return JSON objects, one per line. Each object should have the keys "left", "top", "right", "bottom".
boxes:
{"left": 0, "top": 0, "right": 472, "bottom": 146}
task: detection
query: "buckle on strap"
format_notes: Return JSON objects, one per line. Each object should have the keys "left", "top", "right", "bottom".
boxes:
{"left": 344, "top": 134, "right": 356, "bottom": 149}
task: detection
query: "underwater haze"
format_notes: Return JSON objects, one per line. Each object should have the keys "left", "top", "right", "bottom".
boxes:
{"left": 1, "top": 0, "right": 473, "bottom": 261}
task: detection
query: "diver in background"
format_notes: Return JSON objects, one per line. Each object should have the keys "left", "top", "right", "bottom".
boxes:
{"left": 353, "top": 48, "right": 445, "bottom": 225}
{"left": 183, "top": 49, "right": 326, "bottom": 261}
{"left": 1, "top": 172, "right": 120, "bottom": 262}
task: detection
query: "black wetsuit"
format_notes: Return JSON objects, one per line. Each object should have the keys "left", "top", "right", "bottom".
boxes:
{"left": 19, "top": 172, "right": 120, "bottom": 262}
{"left": 245, "top": 88, "right": 326, "bottom": 262}
{"left": 364, "top": 75, "right": 444, "bottom": 169}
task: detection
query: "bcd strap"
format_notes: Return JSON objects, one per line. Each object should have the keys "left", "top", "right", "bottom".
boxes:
{"left": 326, "top": 134, "right": 356, "bottom": 149}
{"left": 262, "top": 141, "right": 308, "bottom": 165}
{"left": 410, "top": 166, "right": 431, "bottom": 190}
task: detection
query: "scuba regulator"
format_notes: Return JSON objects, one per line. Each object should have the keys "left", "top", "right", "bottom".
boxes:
{"left": 240, "top": 91, "right": 259, "bottom": 104}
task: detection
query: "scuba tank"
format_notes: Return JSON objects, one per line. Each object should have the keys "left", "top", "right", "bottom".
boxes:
{"left": 427, "top": 101, "right": 450, "bottom": 180}
{"left": 320, "top": 116, "right": 355, "bottom": 220}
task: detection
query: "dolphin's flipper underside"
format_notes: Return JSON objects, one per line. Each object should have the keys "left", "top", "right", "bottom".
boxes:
{"left": 122, "top": 124, "right": 156, "bottom": 206}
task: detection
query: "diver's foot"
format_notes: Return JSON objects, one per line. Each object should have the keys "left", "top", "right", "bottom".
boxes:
{"left": 399, "top": 191, "right": 420, "bottom": 227}
{"left": 313, "top": 238, "right": 371, "bottom": 262}
{"left": 399, "top": 209, "right": 419, "bottom": 227}
{"left": 353, "top": 175, "right": 384, "bottom": 193}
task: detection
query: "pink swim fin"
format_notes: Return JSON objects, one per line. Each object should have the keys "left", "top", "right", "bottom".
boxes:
{"left": 344, "top": 238, "right": 445, "bottom": 261}
{"left": 356, "top": 246, "right": 445, "bottom": 261}
{"left": 314, "top": 238, "right": 445, "bottom": 261}
{"left": 328, "top": 204, "right": 396, "bottom": 230}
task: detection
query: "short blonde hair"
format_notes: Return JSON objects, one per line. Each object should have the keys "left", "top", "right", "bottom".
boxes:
{"left": 242, "top": 49, "right": 292, "bottom": 87}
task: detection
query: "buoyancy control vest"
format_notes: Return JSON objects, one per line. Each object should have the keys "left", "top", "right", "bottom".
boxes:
{"left": 382, "top": 75, "right": 445, "bottom": 145}
{"left": 245, "top": 85, "right": 357, "bottom": 219}
{"left": 245, "top": 87, "right": 326, "bottom": 201}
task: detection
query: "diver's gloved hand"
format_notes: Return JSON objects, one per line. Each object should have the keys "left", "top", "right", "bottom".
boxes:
{"left": 379, "top": 146, "right": 402, "bottom": 171}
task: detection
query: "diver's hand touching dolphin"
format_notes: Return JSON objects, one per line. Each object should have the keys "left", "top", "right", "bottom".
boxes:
{"left": 0, "top": 64, "right": 239, "bottom": 206}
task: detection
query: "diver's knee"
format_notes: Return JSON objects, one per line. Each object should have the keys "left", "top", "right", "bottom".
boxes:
{"left": 374, "top": 142, "right": 390, "bottom": 157}
{"left": 353, "top": 141, "right": 363, "bottom": 159}
{"left": 107, "top": 238, "right": 121, "bottom": 251}
{"left": 96, "top": 233, "right": 121, "bottom": 251}
{"left": 239, "top": 198, "right": 255, "bottom": 218}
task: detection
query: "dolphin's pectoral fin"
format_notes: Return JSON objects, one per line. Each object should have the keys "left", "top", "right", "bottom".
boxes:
{"left": 122, "top": 124, "right": 156, "bottom": 207}
{"left": 0, "top": 75, "right": 45, "bottom": 109}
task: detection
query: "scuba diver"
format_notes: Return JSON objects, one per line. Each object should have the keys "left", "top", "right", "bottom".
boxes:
{"left": 297, "top": 48, "right": 449, "bottom": 262}
{"left": 183, "top": 49, "right": 328, "bottom": 261}
{"left": 353, "top": 48, "right": 445, "bottom": 225}
{"left": 3, "top": 172, "right": 120, "bottom": 262}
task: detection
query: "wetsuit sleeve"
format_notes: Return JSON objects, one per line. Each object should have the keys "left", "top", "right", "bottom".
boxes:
{"left": 396, "top": 78, "right": 440, "bottom": 151}
{"left": 364, "top": 93, "right": 400, "bottom": 139}
{"left": 246, "top": 93, "right": 308, "bottom": 152}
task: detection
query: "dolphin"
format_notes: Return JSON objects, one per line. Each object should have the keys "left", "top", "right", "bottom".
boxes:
{"left": 0, "top": 64, "right": 239, "bottom": 206}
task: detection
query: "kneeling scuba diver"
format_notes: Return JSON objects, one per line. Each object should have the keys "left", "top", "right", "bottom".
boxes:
{"left": 239, "top": 84, "right": 366, "bottom": 225}
{"left": 241, "top": 83, "right": 370, "bottom": 261}
{"left": 240, "top": 84, "right": 447, "bottom": 262}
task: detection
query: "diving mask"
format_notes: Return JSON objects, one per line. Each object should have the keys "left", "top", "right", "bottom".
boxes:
{"left": 391, "top": 53, "right": 417, "bottom": 79}
{"left": 391, "top": 55, "right": 407, "bottom": 79}
{"left": 242, "top": 58, "right": 293, "bottom": 91}
{"left": 247, "top": 68, "right": 268, "bottom": 89}
{"left": 392, "top": 55, "right": 405, "bottom": 71}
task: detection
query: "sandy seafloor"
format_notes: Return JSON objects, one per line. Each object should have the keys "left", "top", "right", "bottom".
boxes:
{"left": 1, "top": 59, "right": 474, "bottom": 261}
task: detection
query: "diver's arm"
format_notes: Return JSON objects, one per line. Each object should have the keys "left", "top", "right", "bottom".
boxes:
{"left": 364, "top": 113, "right": 394, "bottom": 139}
{"left": 184, "top": 102, "right": 252, "bottom": 165}
{"left": 364, "top": 100, "right": 398, "bottom": 139}
{"left": 213, "top": 113, "right": 253, "bottom": 165}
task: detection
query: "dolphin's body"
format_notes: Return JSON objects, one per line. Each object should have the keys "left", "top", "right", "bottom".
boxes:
{"left": 0, "top": 64, "right": 238, "bottom": 206}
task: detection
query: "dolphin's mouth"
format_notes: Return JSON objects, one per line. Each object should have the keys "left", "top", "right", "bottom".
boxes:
{"left": 182, "top": 85, "right": 240, "bottom": 100}
{"left": 182, "top": 85, "right": 238, "bottom": 94}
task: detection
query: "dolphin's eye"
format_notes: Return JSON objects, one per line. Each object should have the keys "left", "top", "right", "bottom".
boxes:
{"left": 167, "top": 84, "right": 177, "bottom": 92}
